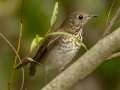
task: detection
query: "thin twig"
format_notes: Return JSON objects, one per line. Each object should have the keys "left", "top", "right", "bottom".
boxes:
{"left": 8, "top": 22, "right": 24, "bottom": 90}
{"left": 103, "top": 6, "right": 120, "bottom": 36}
{"left": 105, "top": 0, "right": 116, "bottom": 27}
{"left": 107, "top": 52, "right": 120, "bottom": 60}
{"left": 14, "top": 22, "right": 23, "bottom": 68}
{"left": 0, "top": 32, "right": 25, "bottom": 90}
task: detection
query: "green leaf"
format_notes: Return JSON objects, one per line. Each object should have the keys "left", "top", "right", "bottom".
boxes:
{"left": 47, "top": 31, "right": 73, "bottom": 37}
{"left": 30, "top": 34, "right": 44, "bottom": 52}
{"left": 77, "top": 40, "right": 88, "bottom": 50}
{"left": 50, "top": 1, "right": 59, "bottom": 27}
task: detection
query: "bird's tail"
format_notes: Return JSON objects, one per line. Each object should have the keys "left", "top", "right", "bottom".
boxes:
{"left": 29, "top": 63, "right": 36, "bottom": 76}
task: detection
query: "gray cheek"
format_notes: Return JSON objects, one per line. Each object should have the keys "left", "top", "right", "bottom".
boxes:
{"left": 73, "top": 19, "right": 80, "bottom": 26}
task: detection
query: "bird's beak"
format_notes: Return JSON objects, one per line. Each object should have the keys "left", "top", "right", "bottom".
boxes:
{"left": 89, "top": 15, "right": 98, "bottom": 18}
{"left": 93, "top": 15, "right": 98, "bottom": 17}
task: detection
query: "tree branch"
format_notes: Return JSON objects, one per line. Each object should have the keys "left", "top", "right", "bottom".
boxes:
{"left": 41, "top": 27, "right": 120, "bottom": 90}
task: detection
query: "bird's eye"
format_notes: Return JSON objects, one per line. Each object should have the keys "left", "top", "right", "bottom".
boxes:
{"left": 78, "top": 15, "right": 83, "bottom": 20}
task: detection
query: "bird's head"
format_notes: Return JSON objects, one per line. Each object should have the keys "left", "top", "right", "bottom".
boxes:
{"left": 63, "top": 11, "right": 97, "bottom": 33}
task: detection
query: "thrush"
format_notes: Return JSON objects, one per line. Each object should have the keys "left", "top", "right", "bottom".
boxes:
{"left": 28, "top": 11, "right": 96, "bottom": 76}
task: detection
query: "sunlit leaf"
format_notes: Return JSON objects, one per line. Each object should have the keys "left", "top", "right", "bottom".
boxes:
{"left": 50, "top": 1, "right": 59, "bottom": 27}
{"left": 30, "top": 34, "right": 44, "bottom": 52}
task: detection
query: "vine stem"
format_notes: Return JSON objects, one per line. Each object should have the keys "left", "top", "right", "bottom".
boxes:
{"left": 103, "top": 6, "right": 120, "bottom": 36}
{"left": 0, "top": 23, "right": 25, "bottom": 90}
{"left": 105, "top": 0, "right": 116, "bottom": 27}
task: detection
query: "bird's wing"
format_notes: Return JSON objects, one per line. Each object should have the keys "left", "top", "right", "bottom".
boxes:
{"left": 33, "top": 35, "right": 60, "bottom": 61}
{"left": 29, "top": 35, "right": 60, "bottom": 76}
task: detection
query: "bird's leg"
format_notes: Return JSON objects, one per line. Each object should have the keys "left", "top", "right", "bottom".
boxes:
{"left": 14, "top": 57, "right": 41, "bottom": 69}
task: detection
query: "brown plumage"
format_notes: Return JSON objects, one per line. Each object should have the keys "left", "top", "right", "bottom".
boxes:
{"left": 29, "top": 11, "right": 94, "bottom": 76}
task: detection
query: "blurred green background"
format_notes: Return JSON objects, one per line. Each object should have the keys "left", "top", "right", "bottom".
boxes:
{"left": 0, "top": 0, "right": 120, "bottom": 90}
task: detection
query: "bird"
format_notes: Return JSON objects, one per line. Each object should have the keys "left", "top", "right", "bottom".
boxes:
{"left": 28, "top": 11, "right": 96, "bottom": 77}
